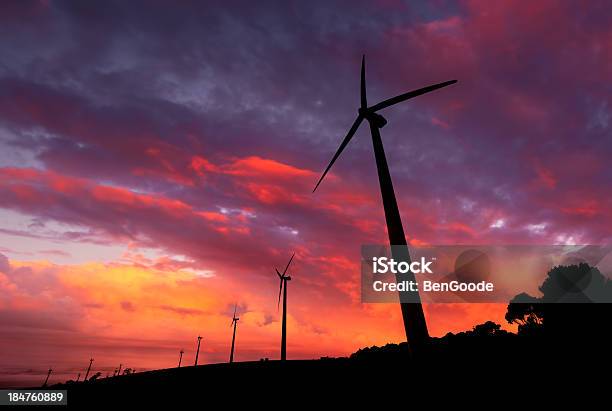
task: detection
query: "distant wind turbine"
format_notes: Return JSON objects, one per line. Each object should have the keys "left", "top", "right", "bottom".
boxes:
{"left": 178, "top": 349, "right": 184, "bottom": 368}
{"left": 194, "top": 336, "right": 202, "bottom": 366}
{"left": 229, "top": 304, "right": 239, "bottom": 363}
{"left": 84, "top": 358, "right": 94, "bottom": 381}
{"left": 76, "top": 372, "right": 80, "bottom": 383}
{"left": 43, "top": 368, "right": 52, "bottom": 387}
{"left": 117, "top": 364, "right": 122, "bottom": 376}
{"left": 275, "top": 253, "right": 295, "bottom": 361}
{"left": 313, "top": 55, "right": 457, "bottom": 355}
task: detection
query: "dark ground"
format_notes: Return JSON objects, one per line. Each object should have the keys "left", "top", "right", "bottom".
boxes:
{"left": 30, "top": 332, "right": 606, "bottom": 409}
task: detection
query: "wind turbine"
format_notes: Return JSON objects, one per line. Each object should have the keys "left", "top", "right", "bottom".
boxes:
{"left": 178, "top": 349, "right": 184, "bottom": 368}
{"left": 43, "top": 368, "right": 52, "bottom": 387}
{"left": 76, "top": 372, "right": 81, "bottom": 383}
{"left": 229, "top": 304, "right": 239, "bottom": 363}
{"left": 313, "top": 55, "right": 457, "bottom": 355}
{"left": 84, "top": 358, "right": 94, "bottom": 381}
{"left": 275, "top": 253, "right": 295, "bottom": 361}
{"left": 117, "top": 364, "right": 122, "bottom": 376}
{"left": 194, "top": 336, "right": 202, "bottom": 366}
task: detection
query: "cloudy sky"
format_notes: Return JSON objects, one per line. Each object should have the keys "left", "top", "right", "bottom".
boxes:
{"left": 1, "top": 0, "right": 611, "bottom": 386}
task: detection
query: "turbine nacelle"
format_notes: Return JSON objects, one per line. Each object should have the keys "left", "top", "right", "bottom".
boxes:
{"left": 359, "top": 107, "right": 388, "bottom": 128}
{"left": 231, "top": 304, "right": 239, "bottom": 325}
{"left": 275, "top": 253, "right": 295, "bottom": 309}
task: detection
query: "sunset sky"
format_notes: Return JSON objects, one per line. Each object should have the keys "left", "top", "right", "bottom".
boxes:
{"left": 1, "top": 0, "right": 611, "bottom": 387}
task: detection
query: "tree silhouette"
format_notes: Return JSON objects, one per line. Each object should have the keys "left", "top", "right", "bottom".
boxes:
{"left": 540, "top": 263, "right": 612, "bottom": 302}
{"left": 505, "top": 292, "right": 543, "bottom": 336}
{"left": 506, "top": 263, "right": 612, "bottom": 344}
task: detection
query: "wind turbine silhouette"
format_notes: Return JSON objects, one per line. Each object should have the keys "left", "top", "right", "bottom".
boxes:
{"left": 194, "top": 336, "right": 202, "bottom": 366}
{"left": 178, "top": 349, "right": 184, "bottom": 368}
{"left": 229, "top": 304, "right": 239, "bottom": 363}
{"left": 43, "top": 368, "right": 52, "bottom": 387}
{"left": 84, "top": 358, "right": 94, "bottom": 381}
{"left": 275, "top": 253, "right": 295, "bottom": 361}
{"left": 313, "top": 55, "right": 457, "bottom": 355}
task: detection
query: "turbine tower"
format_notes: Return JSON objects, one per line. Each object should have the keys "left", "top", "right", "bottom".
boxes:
{"left": 84, "top": 358, "right": 94, "bottom": 381}
{"left": 178, "top": 349, "right": 184, "bottom": 368}
{"left": 275, "top": 253, "right": 295, "bottom": 361}
{"left": 43, "top": 368, "right": 52, "bottom": 387}
{"left": 313, "top": 55, "right": 457, "bottom": 355}
{"left": 194, "top": 336, "right": 202, "bottom": 366}
{"left": 229, "top": 304, "right": 239, "bottom": 363}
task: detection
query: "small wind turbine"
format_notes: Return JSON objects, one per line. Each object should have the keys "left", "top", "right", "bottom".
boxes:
{"left": 194, "top": 336, "right": 202, "bottom": 366}
{"left": 43, "top": 368, "right": 52, "bottom": 387}
{"left": 313, "top": 55, "right": 457, "bottom": 355}
{"left": 117, "top": 364, "right": 122, "bottom": 376}
{"left": 229, "top": 304, "right": 239, "bottom": 363}
{"left": 178, "top": 349, "right": 184, "bottom": 368}
{"left": 84, "top": 358, "right": 94, "bottom": 381}
{"left": 275, "top": 253, "right": 295, "bottom": 361}
{"left": 76, "top": 372, "right": 81, "bottom": 382}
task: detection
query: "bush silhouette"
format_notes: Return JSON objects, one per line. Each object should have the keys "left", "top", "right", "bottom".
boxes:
{"left": 88, "top": 372, "right": 102, "bottom": 382}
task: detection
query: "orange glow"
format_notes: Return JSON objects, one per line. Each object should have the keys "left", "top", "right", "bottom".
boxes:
{"left": 1, "top": 256, "right": 512, "bottom": 374}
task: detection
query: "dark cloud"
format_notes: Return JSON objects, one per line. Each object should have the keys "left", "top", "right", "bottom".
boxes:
{"left": 0, "top": 1, "right": 609, "bottom": 254}
{"left": 0, "top": 0, "right": 610, "bottom": 320}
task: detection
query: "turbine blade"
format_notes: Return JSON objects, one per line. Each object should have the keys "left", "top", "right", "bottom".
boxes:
{"left": 233, "top": 304, "right": 237, "bottom": 318}
{"left": 275, "top": 268, "right": 282, "bottom": 278}
{"left": 277, "top": 278, "right": 283, "bottom": 310}
{"left": 312, "top": 115, "right": 363, "bottom": 192}
{"left": 360, "top": 55, "right": 367, "bottom": 109}
{"left": 369, "top": 80, "right": 457, "bottom": 112}
{"left": 282, "top": 253, "right": 295, "bottom": 276}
